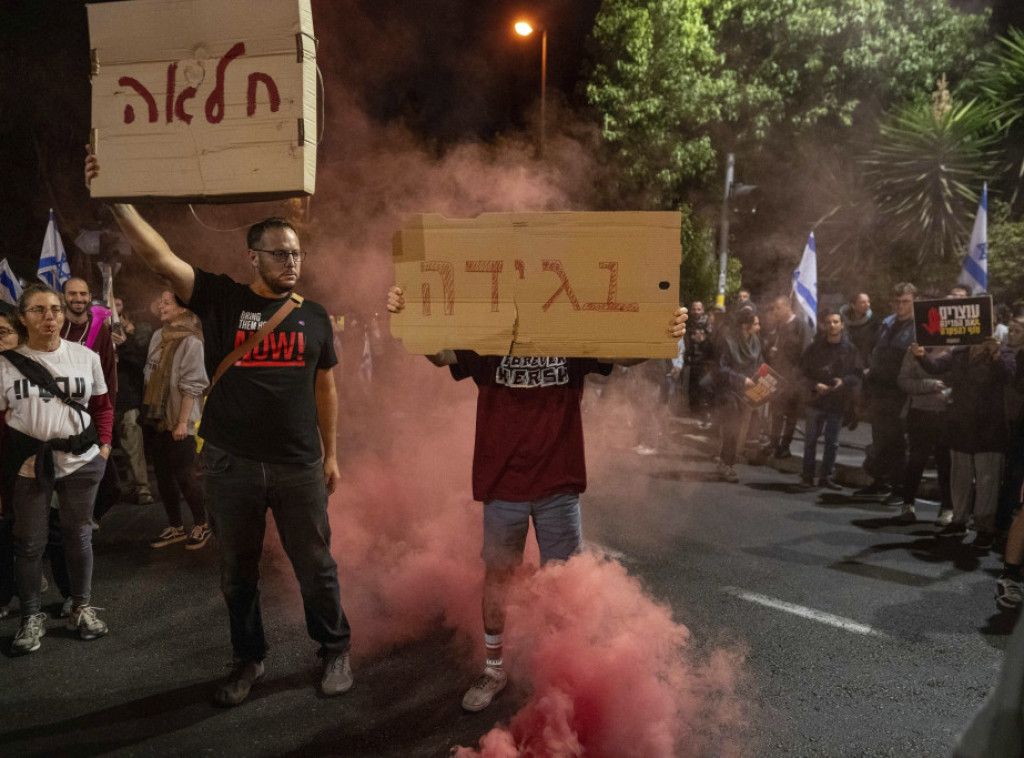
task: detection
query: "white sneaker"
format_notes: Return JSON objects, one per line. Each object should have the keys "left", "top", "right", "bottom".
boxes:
{"left": 935, "top": 509, "right": 954, "bottom": 526}
{"left": 997, "top": 577, "right": 1024, "bottom": 610}
{"left": 461, "top": 666, "right": 508, "bottom": 712}
{"left": 67, "top": 604, "right": 108, "bottom": 640}
{"left": 12, "top": 612, "right": 47, "bottom": 655}
{"left": 149, "top": 526, "right": 186, "bottom": 548}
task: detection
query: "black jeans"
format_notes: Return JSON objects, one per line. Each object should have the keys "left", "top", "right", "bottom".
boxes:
{"left": 144, "top": 428, "right": 206, "bottom": 528}
{"left": 902, "top": 408, "right": 952, "bottom": 508}
{"left": 200, "top": 443, "right": 350, "bottom": 661}
{"left": 868, "top": 395, "right": 907, "bottom": 488}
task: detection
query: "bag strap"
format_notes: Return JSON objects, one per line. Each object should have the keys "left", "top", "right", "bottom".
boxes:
{"left": 0, "top": 349, "right": 89, "bottom": 415}
{"left": 210, "top": 292, "right": 304, "bottom": 390}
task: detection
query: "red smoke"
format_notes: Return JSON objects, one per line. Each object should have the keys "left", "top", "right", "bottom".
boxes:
{"left": 451, "top": 553, "right": 746, "bottom": 758}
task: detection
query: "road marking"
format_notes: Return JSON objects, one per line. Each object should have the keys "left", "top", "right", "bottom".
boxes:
{"left": 723, "top": 586, "right": 887, "bottom": 638}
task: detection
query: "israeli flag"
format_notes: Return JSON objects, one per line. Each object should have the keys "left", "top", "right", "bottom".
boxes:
{"left": 957, "top": 183, "right": 987, "bottom": 295}
{"left": 792, "top": 232, "right": 818, "bottom": 329}
{"left": 37, "top": 209, "right": 71, "bottom": 290}
{"left": 0, "top": 258, "right": 23, "bottom": 306}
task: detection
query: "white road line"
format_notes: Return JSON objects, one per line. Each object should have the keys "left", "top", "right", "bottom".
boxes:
{"left": 723, "top": 587, "right": 888, "bottom": 638}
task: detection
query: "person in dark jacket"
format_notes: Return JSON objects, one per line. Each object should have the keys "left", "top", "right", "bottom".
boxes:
{"left": 797, "top": 311, "right": 862, "bottom": 489}
{"left": 840, "top": 292, "right": 880, "bottom": 366}
{"left": 856, "top": 283, "right": 917, "bottom": 500}
{"left": 916, "top": 339, "right": 1016, "bottom": 550}
{"left": 112, "top": 297, "right": 154, "bottom": 506}
{"left": 764, "top": 295, "right": 813, "bottom": 459}
{"left": 716, "top": 310, "right": 763, "bottom": 483}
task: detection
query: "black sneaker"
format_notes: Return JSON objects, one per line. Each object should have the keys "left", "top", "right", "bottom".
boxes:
{"left": 971, "top": 531, "right": 995, "bottom": 551}
{"left": 150, "top": 526, "right": 186, "bottom": 548}
{"left": 773, "top": 446, "right": 792, "bottom": 460}
{"left": 819, "top": 477, "right": 842, "bottom": 491}
{"left": 853, "top": 483, "right": 891, "bottom": 498}
{"left": 936, "top": 522, "right": 968, "bottom": 539}
{"left": 882, "top": 493, "right": 904, "bottom": 506}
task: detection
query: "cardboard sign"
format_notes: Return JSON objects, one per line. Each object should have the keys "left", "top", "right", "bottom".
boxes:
{"left": 913, "top": 296, "right": 993, "bottom": 347}
{"left": 87, "top": 0, "right": 316, "bottom": 202}
{"left": 743, "top": 363, "right": 785, "bottom": 408}
{"left": 390, "top": 212, "right": 682, "bottom": 358}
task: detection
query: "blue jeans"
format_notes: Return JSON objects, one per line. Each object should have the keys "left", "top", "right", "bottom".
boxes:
{"left": 200, "top": 443, "right": 350, "bottom": 661}
{"left": 802, "top": 406, "right": 842, "bottom": 481}
{"left": 482, "top": 492, "right": 582, "bottom": 570}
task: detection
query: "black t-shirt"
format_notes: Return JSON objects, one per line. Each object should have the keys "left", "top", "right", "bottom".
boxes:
{"left": 186, "top": 268, "right": 337, "bottom": 464}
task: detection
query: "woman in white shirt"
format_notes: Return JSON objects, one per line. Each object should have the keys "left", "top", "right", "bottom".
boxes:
{"left": 0, "top": 284, "right": 113, "bottom": 654}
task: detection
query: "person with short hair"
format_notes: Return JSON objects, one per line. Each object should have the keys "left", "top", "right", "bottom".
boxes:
{"left": 716, "top": 309, "right": 763, "bottom": 483}
{"left": 0, "top": 283, "right": 113, "bottom": 654}
{"left": 88, "top": 152, "right": 352, "bottom": 706}
{"left": 763, "top": 295, "right": 812, "bottom": 459}
{"left": 797, "top": 310, "right": 862, "bottom": 490}
{"left": 855, "top": 283, "right": 917, "bottom": 501}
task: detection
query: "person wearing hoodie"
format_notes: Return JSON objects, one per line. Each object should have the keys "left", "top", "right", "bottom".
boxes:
{"left": 840, "top": 292, "right": 880, "bottom": 366}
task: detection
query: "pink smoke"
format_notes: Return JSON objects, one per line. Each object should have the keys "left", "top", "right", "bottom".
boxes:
{"left": 451, "top": 553, "right": 747, "bottom": 758}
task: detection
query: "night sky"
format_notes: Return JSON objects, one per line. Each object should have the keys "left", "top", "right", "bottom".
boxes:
{"left": 0, "top": 0, "right": 1021, "bottom": 279}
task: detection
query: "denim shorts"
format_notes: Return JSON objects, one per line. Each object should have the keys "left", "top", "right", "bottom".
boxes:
{"left": 481, "top": 492, "right": 582, "bottom": 570}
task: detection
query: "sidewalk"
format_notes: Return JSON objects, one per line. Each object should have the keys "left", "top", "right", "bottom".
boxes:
{"left": 670, "top": 415, "right": 941, "bottom": 498}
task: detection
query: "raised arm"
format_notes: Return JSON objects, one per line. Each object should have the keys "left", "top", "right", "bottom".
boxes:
{"left": 86, "top": 149, "right": 195, "bottom": 303}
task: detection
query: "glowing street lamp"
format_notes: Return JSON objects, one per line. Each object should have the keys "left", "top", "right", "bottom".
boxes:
{"left": 514, "top": 19, "right": 547, "bottom": 155}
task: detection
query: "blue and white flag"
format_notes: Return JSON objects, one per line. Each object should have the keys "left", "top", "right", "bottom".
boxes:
{"left": 792, "top": 232, "right": 818, "bottom": 330}
{"left": 0, "top": 258, "right": 23, "bottom": 306}
{"left": 958, "top": 183, "right": 987, "bottom": 295}
{"left": 37, "top": 209, "right": 71, "bottom": 290}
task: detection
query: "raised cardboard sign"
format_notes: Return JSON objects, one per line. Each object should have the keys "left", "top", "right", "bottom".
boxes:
{"left": 87, "top": 0, "right": 316, "bottom": 202}
{"left": 913, "top": 296, "right": 993, "bottom": 347}
{"left": 390, "top": 212, "right": 682, "bottom": 358}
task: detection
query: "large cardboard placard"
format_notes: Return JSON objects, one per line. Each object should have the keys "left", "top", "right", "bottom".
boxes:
{"left": 913, "top": 296, "right": 993, "bottom": 347}
{"left": 87, "top": 0, "right": 316, "bottom": 202}
{"left": 390, "top": 212, "right": 682, "bottom": 358}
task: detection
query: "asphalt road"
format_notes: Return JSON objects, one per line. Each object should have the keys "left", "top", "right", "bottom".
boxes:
{"left": 0, "top": 418, "right": 1016, "bottom": 758}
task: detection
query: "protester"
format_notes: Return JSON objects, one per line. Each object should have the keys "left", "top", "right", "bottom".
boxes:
{"left": 840, "top": 292, "right": 880, "bottom": 366}
{"left": 89, "top": 152, "right": 352, "bottom": 706}
{"left": 142, "top": 290, "right": 210, "bottom": 549}
{"left": 112, "top": 296, "right": 154, "bottom": 506}
{"left": 0, "top": 309, "right": 21, "bottom": 618}
{"left": 915, "top": 339, "right": 1016, "bottom": 550}
{"left": 896, "top": 341, "right": 953, "bottom": 525}
{"left": 856, "top": 283, "right": 916, "bottom": 502}
{"left": 0, "top": 283, "right": 112, "bottom": 654}
{"left": 716, "top": 309, "right": 763, "bottom": 483}
{"left": 995, "top": 316, "right": 1024, "bottom": 540}
{"left": 796, "top": 311, "right": 861, "bottom": 490}
{"left": 685, "top": 324, "right": 715, "bottom": 429}
{"left": 385, "top": 286, "right": 687, "bottom": 712}
{"left": 61, "top": 277, "right": 119, "bottom": 524}
{"left": 764, "top": 295, "right": 812, "bottom": 459}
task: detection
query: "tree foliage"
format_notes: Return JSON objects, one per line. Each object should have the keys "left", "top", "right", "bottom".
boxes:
{"left": 976, "top": 28, "right": 1024, "bottom": 213}
{"left": 862, "top": 87, "right": 1000, "bottom": 265}
{"left": 988, "top": 201, "right": 1024, "bottom": 308}
{"left": 584, "top": 0, "right": 991, "bottom": 208}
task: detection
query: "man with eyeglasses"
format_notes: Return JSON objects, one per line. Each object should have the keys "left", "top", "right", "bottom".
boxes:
{"left": 86, "top": 153, "right": 352, "bottom": 707}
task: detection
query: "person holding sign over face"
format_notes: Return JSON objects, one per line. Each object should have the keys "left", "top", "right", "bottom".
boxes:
{"left": 86, "top": 151, "right": 352, "bottom": 707}
{"left": 386, "top": 285, "right": 687, "bottom": 712}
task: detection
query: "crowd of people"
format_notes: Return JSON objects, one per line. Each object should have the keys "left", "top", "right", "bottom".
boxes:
{"left": 672, "top": 282, "right": 1024, "bottom": 615}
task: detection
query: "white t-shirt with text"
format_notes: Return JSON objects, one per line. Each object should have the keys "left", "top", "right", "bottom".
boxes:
{"left": 0, "top": 340, "right": 106, "bottom": 478}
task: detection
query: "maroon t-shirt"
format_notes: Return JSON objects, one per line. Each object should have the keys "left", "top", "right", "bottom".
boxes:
{"left": 451, "top": 353, "right": 611, "bottom": 503}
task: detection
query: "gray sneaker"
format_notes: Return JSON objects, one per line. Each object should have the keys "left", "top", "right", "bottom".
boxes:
{"left": 67, "top": 605, "right": 108, "bottom": 640}
{"left": 461, "top": 666, "right": 508, "bottom": 712}
{"left": 320, "top": 651, "right": 353, "bottom": 696}
{"left": 935, "top": 509, "right": 954, "bottom": 526}
{"left": 214, "top": 659, "right": 265, "bottom": 707}
{"left": 12, "top": 612, "right": 48, "bottom": 655}
{"left": 997, "top": 577, "right": 1024, "bottom": 610}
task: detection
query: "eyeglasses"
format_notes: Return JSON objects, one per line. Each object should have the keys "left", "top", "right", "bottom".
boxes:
{"left": 251, "top": 249, "right": 307, "bottom": 263}
{"left": 0, "top": 328, "right": 16, "bottom": 337}
{"left": 24, "top": 305, "right": 63, "bottom": 316}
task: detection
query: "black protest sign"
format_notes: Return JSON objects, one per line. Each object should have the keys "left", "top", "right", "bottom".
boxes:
{"left": 913, "top": 296, "right": 993, "bottom": 347}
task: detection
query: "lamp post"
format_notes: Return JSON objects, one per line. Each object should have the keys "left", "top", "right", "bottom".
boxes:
{"left": 514, "top": 20, "right": 546, "bottom": 156}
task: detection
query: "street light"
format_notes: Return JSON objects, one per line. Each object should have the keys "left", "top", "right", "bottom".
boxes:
{"left": 514, "top": 19, "right": 547, "bottom": 156}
